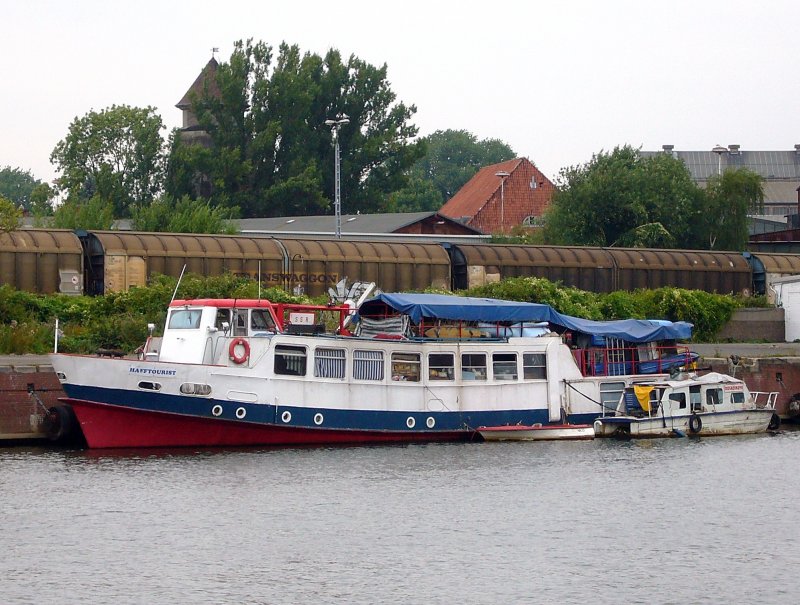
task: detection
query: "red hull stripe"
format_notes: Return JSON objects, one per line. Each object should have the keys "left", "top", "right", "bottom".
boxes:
{"left": 63, "top": 398, "right": 470, "bottom": 449}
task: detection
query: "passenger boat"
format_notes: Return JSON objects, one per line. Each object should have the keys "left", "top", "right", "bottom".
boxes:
{"left": 478, "top": 423, "right": 595, "bottom": 441}
{"left": 49, "top": 293, "right": 698, "bottom": 449}
{"left": 592, "top": 372, "right": 780, "bottom": 438}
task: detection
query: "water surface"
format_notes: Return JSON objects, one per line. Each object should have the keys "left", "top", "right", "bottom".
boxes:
{"left": 2, "top": 430, "right": 799, "bottom": 604}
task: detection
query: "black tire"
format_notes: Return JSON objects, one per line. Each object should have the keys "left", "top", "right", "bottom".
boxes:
{"left": 768, "top": 413, "right": 781, "bottom": 431}
{"left": 688, "top": 414, "right": 702, "bottom": 434}
{"left": 43, "top": 405, "right": 79, "bottom": 443}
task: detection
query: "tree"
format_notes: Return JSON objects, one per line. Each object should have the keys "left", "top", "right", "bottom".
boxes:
{"left": 167, "top": 39, "right": 423, "bottom": 217}
{"left": 0, "top": 195, "right": 23, "bottom": 232}
{"left": 131, "top": 195, "right": 239, "bottom": 234}
{"left": 543, "top": 146, "right": 703, "bottom": 248}
{"left": 50, "top": 105, "right": 166, "bottom": 217}
{"left": 389, "top": 129, "right": 516, "bottom": 212}
{"left": 52, "top": 195, "right": 115, "bottom": 230}
{"left": 0, "top": 166, "right": 41, "bottom": 211}
{"left": 699, "top": 168, "right": 764, "bottom": 250}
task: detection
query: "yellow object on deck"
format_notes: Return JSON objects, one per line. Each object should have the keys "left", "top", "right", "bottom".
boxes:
{"left": 634, "top": 385, "right": 654, "bottom": 412}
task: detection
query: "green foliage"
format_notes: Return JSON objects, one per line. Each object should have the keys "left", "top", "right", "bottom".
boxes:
{"left": 29, "top": 183, "right": 55, "bottom": 217}
{"left": 389, "top": 129, "right": 516, "bottom": 212}
{"left": 166, "top": 39, "right": 423, "bottom": 217}
{"left": 699, "top": 168, "right": 764, "bottom": 250}
{"left": 131, "top": 195, "right": 239, "bottom": 234}
{"left": 50, "top": 104, "right": 166, "bottom": 217}
{"left": 0, "top": 194, "right": 23, "bottom": 232}
{"left": 543, "top": 146, "right": 704, "bottom": 248}
{"left": 52, "top": 195, "right": 115, "bottom": 230}
{"left": 0, "top": 166, "right": 41, "bottom": 211}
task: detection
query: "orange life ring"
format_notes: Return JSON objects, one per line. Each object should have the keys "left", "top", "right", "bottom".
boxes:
{"left": 229, "top": 338, "right": 250, "bottom": 364}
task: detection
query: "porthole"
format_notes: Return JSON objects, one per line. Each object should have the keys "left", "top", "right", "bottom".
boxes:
{"left": 406, "top": 416, "right": 416, "bottom": 429}
{"left": 314, "top": 413, "right": 324, "bottom": 425}
{"left": 426, "top": 417, "right": 435, "bottom": 429}
{"left": 56, "top": 372, "right": 66, "bottom": 381}
{"left": 138, "top": 381, "right": 161, "bottom": 391}
{"left": 235, "top": 407, "right": 247, "bottom": 419}
{"left": 281, "top": 411, "right": 292, "bottom": 423}
{"left": 211, "top": 404, "right": 223, "bottom": 417}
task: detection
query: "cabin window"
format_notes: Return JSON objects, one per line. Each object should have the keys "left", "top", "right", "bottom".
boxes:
{"left": 353, "top": 350, "right": 384, "bottom": 381}
{"left": 275, "top": 345, "right": 307, "bottom": 376}
{"left": 600, "top": 381, "right": 625, "bottom": 412}
{"left": 314, "top": 347, "right": 346, "bottom": 379}
{"left": 233, "top": 310, "right": 248, "bottom": 337}
{"left": 462, "top": 353, "right": 487, "bottom": 381}
{"left": 523, "top": 353, "right": 547, "bottom": 379}
{"left": 180, "top": 383, "right": 212, "bottom": 396}
{"left": 706, "top": 388, "right": 722, "bottom": 408}
{"left": 731, "top": 391, "right": 745, "bottom": 404}
{"left": 215, "top": 309, "right": 231, "bottom": 331}
{"left": 392, "top": 352, "right": 420, "bottom": 382}
{"left": 690, "top": 386, "right": 702, "bottom": 411}
{"left": 429, "top": 353, "right": 454, "bottom": 380}
{"left": 251, "top": 309, "right": 276, "bottom": 333}
{"left": 138, "top": 381, "right": 161, "bottom": 391}
{"left": 168, "top": 309, "right": 201, "bottom": 329}
{"left": 669, "top": 392, "right": 687, "bottom": 409}
{"left": 493, "top": 353, "right": 518, "bottom": 380}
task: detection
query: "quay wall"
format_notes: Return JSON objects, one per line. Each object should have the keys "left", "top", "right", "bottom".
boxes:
{"left": 0, "top": 357, "right": 61, "bottom": 441}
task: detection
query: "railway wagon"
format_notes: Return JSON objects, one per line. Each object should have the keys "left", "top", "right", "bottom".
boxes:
{"left": 0, "top": 229, "right": 83, "bottom": 295}
{"left": 605, "top": 248, "right": 751, "bottom": 294}
{"left": 79, "top": 231, "right": 451, "bottom": 297}
{"left": 449, "top": 243, "right": 753, "bottom": 294}
{"left": 447, "top": 243, "right": 615, "bottom": 292}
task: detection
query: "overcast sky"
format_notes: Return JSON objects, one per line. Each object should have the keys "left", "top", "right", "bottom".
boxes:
{"left": 4, "top": 0, "right": 799, "bottom": 186}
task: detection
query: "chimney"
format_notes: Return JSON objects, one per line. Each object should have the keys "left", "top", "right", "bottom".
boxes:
{"left": 795, "top": 144, "right": 800, "bottom": 155}
{"left": 728, "top": 144, "right": 740, "bottom": 155}
{"left": 662, "top": 144, "right": 674, "bottom": 152}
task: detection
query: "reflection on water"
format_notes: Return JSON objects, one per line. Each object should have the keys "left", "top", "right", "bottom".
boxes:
{"left": 2, "top": 430, "right": 800, "bottom": 604}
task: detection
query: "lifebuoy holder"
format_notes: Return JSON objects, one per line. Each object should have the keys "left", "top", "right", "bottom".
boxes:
{"left": 229, "top": 338, "right": 250, "bottom": 364}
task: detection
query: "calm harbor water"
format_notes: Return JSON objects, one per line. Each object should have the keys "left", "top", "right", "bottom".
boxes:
{"left": 2, "top": 430, "right": 800, "bottom": 604}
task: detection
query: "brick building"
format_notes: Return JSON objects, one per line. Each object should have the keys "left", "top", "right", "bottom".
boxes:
{"left": 438, "top": 158, "right": 554, "bottom": 234}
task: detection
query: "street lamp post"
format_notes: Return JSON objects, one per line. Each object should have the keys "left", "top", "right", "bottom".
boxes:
{"left": 711, "top": 145, "right": 727, "bottom": 176}
{"left": 495, "top": 171, "right": 510, "bottom": 233}
{"left": 325, "top": 114, "right": 350, "bottom": 239}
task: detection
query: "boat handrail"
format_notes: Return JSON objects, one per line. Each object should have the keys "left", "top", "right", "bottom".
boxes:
{"left": 751, "top": 391, "right": 779, "bottom": 410}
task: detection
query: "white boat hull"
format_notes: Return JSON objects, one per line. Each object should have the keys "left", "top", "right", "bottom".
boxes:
{"left": 593, "top": 409, "right": 776, "bottom": 438}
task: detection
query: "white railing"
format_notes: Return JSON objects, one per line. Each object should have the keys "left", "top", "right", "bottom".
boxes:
{"left": 751, "top": 391, "right": 779, "bottom": 409}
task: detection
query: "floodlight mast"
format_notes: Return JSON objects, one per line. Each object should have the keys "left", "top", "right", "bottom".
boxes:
{"left": 326, "top": 115, "right": 350, "bottom": 238}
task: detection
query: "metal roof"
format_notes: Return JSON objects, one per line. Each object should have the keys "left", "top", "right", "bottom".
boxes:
{"left": 641, "top": 147, "right": 800, "bottom": 181}
{"left": 238, "top": 212, "right": 484, "bottom": 236}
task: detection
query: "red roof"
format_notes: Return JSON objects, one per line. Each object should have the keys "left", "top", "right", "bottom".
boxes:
{"left": 439, "top": 158, "right": 524, "bottom": 219}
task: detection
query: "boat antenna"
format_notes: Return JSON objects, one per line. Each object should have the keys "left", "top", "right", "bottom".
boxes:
{"left": 171, "top": 264, "right": 187, "bottom": 303}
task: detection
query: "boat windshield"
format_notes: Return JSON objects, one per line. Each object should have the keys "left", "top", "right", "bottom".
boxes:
{"left": 168, "top": 309, "right": 202, "bottom": 330}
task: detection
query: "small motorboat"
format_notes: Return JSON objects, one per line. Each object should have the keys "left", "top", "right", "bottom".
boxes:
{"left": 593, "top": 372, "right": 780, "bottom": 438}
{"left": 478, "top": 423, "right": 595, "bottom": 441}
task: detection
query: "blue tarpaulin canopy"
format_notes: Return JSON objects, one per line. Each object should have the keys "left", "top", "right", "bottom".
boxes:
{"left": 357, "top": 293, "right": 692, "bottom": 343}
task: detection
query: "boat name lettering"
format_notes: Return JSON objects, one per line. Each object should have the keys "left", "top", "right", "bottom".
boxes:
{"left": 129, "top": 367, "right": 177, "bottom": 376}
{"left": 723, "top": 384, "right": 744, "bottom": 391}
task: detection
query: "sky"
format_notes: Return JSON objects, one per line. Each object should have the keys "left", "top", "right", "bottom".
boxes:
{"left": 3, "top": 0, "right": 799, "bottom": 185}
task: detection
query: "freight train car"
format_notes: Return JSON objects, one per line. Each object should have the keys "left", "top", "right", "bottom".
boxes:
{"left": 0, "top": 229, "right": 84, "bottom": 295}
{"left": 78, "top": 231, "right": 451, "bottom": 297}
{"left": 448, "top": 243, "right": 752, "bottom": 295}
{"left": 744, "top": 251, "right": 800, "bottom": 300}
